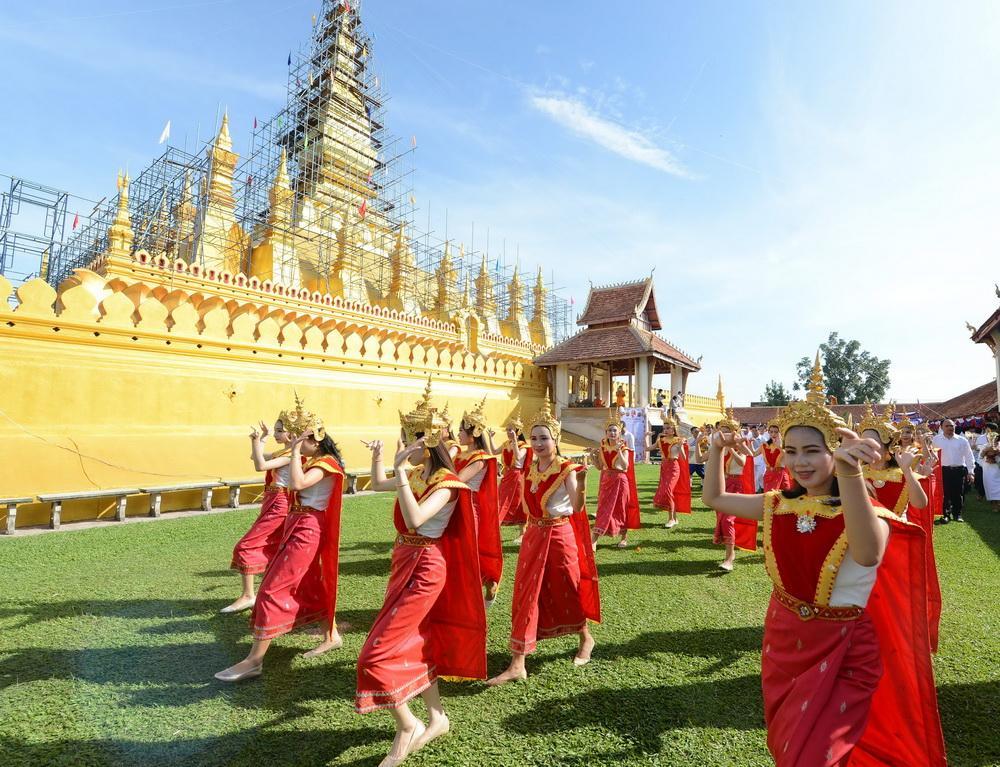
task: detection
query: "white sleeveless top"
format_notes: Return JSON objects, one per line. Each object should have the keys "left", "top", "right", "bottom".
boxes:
{"left": 416, "top": 495, "right": 457, "bottom": 538}
{"left": 273, "top": 462, "right": 291, "bottom": 488}
{"left": 829, "top": 545, "right": 880, "bottom": 607}
{"left": 513, "top": 449, "right": 526, "bottom": 470}
{"left": 465, "top": 462, "right": 486, "bottom": 491}
{"left": 546, "top": 480, "right": 574, "bottom": 518}
{"left": 297, "top": 474, "right": 334, "bottom": 510}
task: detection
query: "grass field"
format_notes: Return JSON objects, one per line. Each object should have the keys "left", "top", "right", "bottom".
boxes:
{"left": 1, "top": 465, "right": 998, "bottom": 766}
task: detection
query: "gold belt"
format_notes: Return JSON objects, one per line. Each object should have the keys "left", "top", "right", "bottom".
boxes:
{"left": 289, "top": 504, "right": 324, "bottom": 514}
{"left": 528, "top": 515, "right": 571, "bottom": 527}
{"left": 264, "top": 484, "right": 285, "bottom": 493}
{"left": 395, "top": 533, "right": 437, "bottom": 547}
{"left": 773, "top": 588, "right": 863, "bottom": 622}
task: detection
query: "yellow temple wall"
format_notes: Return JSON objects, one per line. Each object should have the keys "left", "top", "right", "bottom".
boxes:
{"left": 0, "top": 272, "right": 546, "bottom": 529}
{"left": 682, "top": 393, "right": 727, "bottom": 427}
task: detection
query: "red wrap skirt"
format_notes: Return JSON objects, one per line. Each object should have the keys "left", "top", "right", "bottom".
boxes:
{"left": 230, "top": 488, "right": 289, "bottom": 574}
{"left": 763, "top": 468, "right": 792, "bottom": 492}
{"left": 595, "top": 470, "right": 631, "bottom": 537}
{"left": 653, "top": 458, "right": 681, "bottom": 511}
{"left": 498, "top": 466, "right": 528, "bottom": 525}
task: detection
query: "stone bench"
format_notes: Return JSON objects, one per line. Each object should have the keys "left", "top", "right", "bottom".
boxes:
{"left": 222, "top": 478, "right": 265, "bottom": 509}
{"left": 138, "top": 482, "right": 224, "bottom": 517}
{"left": 344, "top": 468, "right": 398, "bottom": 494}
{"left": 1, "top": 496, "right": 34, "bottom": 535}
{"left": 37, "top": 488, "right": 141, "bottom": 529}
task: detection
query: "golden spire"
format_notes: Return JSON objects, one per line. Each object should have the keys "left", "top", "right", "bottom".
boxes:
{"left": 532, "top": 265, "right": 546, "bottom": 319}
{"left": 508, "top": 263, "right": 523, "bottom": 318}
{"left": 716, "top": 375, "right": 725, "bottom": 404}
{"left": 216, "top": 110, "right": 233, "bottom": 152}
{"left": 107, "top": 170, "right": 134, "bottom": 257}
{"left": 268, "top": 148, "right": 294, "bottom": 227}
{"left": 805, "top": 351, "right": 825, "bottom": 404}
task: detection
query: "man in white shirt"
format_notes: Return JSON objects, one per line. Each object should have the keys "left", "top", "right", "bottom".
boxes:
{"left": 971, "top": 424, "right": 995, "bottom": 500}
{"left": 688, "top": 426, "right": 705, "bottom": 481}
{"left": 749, "top": 426, "right": 767, "bottom": 492}
{"left": 932, "top": 419, "right": 976, "bottom": 523}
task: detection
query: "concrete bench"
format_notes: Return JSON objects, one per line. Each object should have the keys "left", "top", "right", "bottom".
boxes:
{"left": 344, "top": 468, "right": 397, "bottom": 494}
{"left": 222, "top": 478, "right": 265, "bottom": 509}
{"left": 37, "top": 488, "right": 140, "bottom": 529}
{"left": 138, "top": 482, "right": 224, "bottom": 517}
{"left": 1, "top": 496, "right": 34, "bottom": 535}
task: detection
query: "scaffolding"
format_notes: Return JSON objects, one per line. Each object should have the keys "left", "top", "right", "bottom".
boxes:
{"left": 9, "top": 0, "right": 575, "bottom": 342}
{"left": 0, "top": 176, "right": 68, "bottom": 287}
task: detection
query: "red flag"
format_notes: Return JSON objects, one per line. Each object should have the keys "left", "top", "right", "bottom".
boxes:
{"left": 367, "top": 170, "right": 373, "bottom": 182}
{"left": 72, "top": 212, "right": 79, "bottom": 231}
{"left": 246, "top": 175, "right": 253, "bottom": 187}
{"left": 570, "top": 296, "right": 575, "bottom": 305}
{"left": 342, "top": 0, "right": 350, "bottom": 11}
{"left": 253, "top": 116, "right": 257, "bottom": 129}
{"left": 358, "top": 199, "right": 367, "bottom": 219}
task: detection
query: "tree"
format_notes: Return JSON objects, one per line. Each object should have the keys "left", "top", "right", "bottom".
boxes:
{"left": 793, "top": 332, "right": 891, "bottom": 404}
{"left": 761, "top": 380, "right": 792, "bottom": 406}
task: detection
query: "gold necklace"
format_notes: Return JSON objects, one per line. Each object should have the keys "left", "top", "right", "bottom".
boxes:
{"left": 528, "top": 456, "right": 561, "bottom": 489}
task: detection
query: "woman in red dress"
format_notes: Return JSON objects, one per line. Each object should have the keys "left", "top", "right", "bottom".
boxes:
{"left": 591, "top": 412, "right": 639, "bottom": 549}
{"left": 488, "top": 399, "right": 600, "bottom": 686}
{"left": 859, "top": 405, "right": 941, "bottom": 652}
{"left": 215, "top": 398, "right": 345, "bottom": 682}
{"left": 222, "top": 415, "right": 295, "bottom": 613}
{"left": 496, "top": 412, "right": 530, "bottom": 544}
{"left": 753, "top": 422, "right": 792, "bottom": 492}
{"left": 356, "top": 384, "right": 486, "bottom": 767}
{"left": 453, "top": 397, "right": 503, "bottom": 607}
{"left": 649, "top": 417, "right": 690, "bottom": 528}
{"left": 702, "top": 372, "right": 946, "bottom": 766}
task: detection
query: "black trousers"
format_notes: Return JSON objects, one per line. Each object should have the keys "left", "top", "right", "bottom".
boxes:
{"left": 689, "top": 463, "right": 705, "bottom": 479}
{"left": 975, "top": 464, "right": 985, "bottom": 497}
{"left": 941, "top": 466, "right": 968, "bottom": 519}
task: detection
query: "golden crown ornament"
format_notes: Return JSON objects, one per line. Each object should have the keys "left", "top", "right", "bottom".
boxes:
{"left": 528, "top": 394, "right": 561, "bottom": 443}
{"left": 461, "top": 396, "right": 489, "bottom": 438}
{"left": 774, "top": 352, "right": 846, "bottom": 451}
{"left": 857, "top": 402, "right": 899, "bottom": 446}
{"left": 398, "top": 377, "right": 448, "bottom": 448}
{"left": 282, "top": 392, "right": 326, "bottom": 440}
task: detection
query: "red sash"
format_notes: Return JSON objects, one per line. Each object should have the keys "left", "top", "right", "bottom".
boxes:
{"left": 454, "top": 450, "right": 503, "bottom": 583}
{"left": 762, "top": 443, "right": 782, "bottom": 470}
{"left": 625, "top": 448, "right": 641, "bottom": 528}
{"left": 727, "top": 449, "right": 759, "bottom": 551}
{"left": 523, "top": 459, "right": 601, "bottom": 623}
{"left": 301, "top": 455, "right": 345, "bottom": 627}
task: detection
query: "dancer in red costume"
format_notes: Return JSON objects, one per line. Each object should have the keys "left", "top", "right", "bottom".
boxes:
{"left": 915, "top": 422, "right": 945, "bottom": 519}
{"left": 356, "top": 383, "right": 486, "bottom": 767}
{"left": 649, "top": 416, "right": 690, "bottom": 528}
{"left": 221, "top": 415, "right": 295, "bottom": 614}
{"left": 753, "top": 422, "right": 792, "bottom": 492}
{"left": 697, "top": 410, "right": 756, "bottom": 571}
{"left": 591, "top": 411, "right": 639, "bottom": 549}
{"left": 702, "top": 367, "right": 946, "bottom": 767}
{"left": 215, "top": 397, "right": 345, "bottom": 682}
{"left": 496, "top": 412, "right": 530, "bottom": 544}
{"left": 488, "top": 398, "right": 600, "bottom": 685}
{"left": 860, "top": 405, "right": 942, "bottom": 652}
{"left": 453, "top": 397, "right": 503, "bottom": 607}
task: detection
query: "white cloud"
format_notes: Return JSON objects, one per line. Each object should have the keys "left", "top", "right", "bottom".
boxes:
{"left": 528, "top": 93, "right": 693, "bottom": 179}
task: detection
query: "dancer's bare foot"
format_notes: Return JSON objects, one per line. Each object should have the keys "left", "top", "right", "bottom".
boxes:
{"left": 378, "top": 721, "right": 424, "bottom": 767}
{"left": 484, "top": 582, "right": 499, "bottom": 608}
{"left": 616, "top": 539, "right": 629, "bottom": 548}
{"left": 219, "top": 596, "right": 255, "bottom": 614}
{"left": 486, "top": 665, "right": 528, "bottom": 686}
{"left": 409, "top": 714, "right": 449, "bottom": 753}
{"left": 574, "top": 632, "right": 595, "bottom": 666}
{"left": 302, "top": 633, "right": 343, "bottom": 658}
{"left": 718, "top": 560, "right": 734, "bottom": 573}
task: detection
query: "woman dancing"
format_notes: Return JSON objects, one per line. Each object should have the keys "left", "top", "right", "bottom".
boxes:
{"left": 488, "top": 398, "right": 600, "bottom": 685}
{"left": 215, "top": 397, "right": 345, "bottom": 681}
{"left": 356, "top": 384, "right": 486, "bottom": 767}
{"left": 702, "top": 375, "right": 945, "bottom": 766}
{"left": 591, "top": 411, "right": 639, "bottom": 549}
{"left": 753, "top": 422, "right": 792, "bottom": 492}
{"left": 649, "top": 416, "right": 690, "bottom": 528}
{"left": 496, "top": 412, "right": 530, "bottom": 544}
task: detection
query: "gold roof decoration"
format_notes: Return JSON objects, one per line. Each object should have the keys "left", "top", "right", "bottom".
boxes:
{"left": 281, "top": 392, "right": 326, "bottom": 441}
{"left": 857, "top": 402, "right": 899, "bottom": 446}
{"left": 461, "top": 396, "right": 489, "bottom": 438}
{"left": 774, "top": 355, "right": 846, "bottom": 451}
{"left": 528, "top": 394, "right": 561, "bottom": 443}
{"left": 398, "top": 377, "right": 448, "bottom": 448}
{"left": 504, "top": 409, "right": 524, "bottom": 432}
{"left": 718, "top": 406, "right": 740, "bottom": 432}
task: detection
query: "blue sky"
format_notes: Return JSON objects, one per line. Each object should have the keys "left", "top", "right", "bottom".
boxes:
{"left": 1, "top": 0, "right": 998, "bottom": 407}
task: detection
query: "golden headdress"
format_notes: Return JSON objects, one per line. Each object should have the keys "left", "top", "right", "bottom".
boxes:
{"left": 281, "top": 392, "right": 326, "bottom": 440}
{"left": 399, "top": 377, "right": 448, "bottom": 448}
{"left": 604, "top": 407, "right": 625, "bottom": 432}
{"left": 774, "top": 352, "right": 846, "bottom": 451}
{"left": 505, "top": 409, "right": 524, "bottom": 432}
{"left": 896, "top": 412, "right": 916, "bottom": 431}
{"left": 661, "top": 411, "right": 681, "bottom": 434}
{"left": 718, "top": 406, "right": 740, "bottom": 432}
{"left": 528, "top": 395, "right": 561, "bottom": 443}
{"left": 857, "top": 402, "right": 899, "bottom": 446}
{"left": 461, "top": 396, "right": 489, "bottom": 438}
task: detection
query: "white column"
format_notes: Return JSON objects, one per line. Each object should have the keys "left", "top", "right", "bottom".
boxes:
{"left": 637, "top": 356, "right": 651, "bottom": 408}
{"left": 670, "top": 364, "right": 684, "bottom": 399}
{"left": 554, "top": 364, "right": 570, "bottom": 418}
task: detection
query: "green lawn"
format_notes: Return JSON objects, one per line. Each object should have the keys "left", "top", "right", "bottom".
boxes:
{"left": 1, "top": 465, "right": 998, "bottom": 766}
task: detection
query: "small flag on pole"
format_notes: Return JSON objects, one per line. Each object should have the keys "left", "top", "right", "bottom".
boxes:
{"left": 374, "top": 75, "right": 380, "bottom": 88}
{"left": 570, "top": 296, "right": 575, "bottom": 306}
{"left": 246, "top": 175, "right": 253, "bottom": 187}
{"left": 311, "top": 13, "right": 317, "bottom": 26}
{"left": 410, "top": 135, "right": 417, "bottom": 148}
{"left": 358, "top": 199, "right": 367, "bottom": 219}
{"left": 342, "top": 0, "right": 350, "bottom": 11}
{"left": 287, "top": 52, "right": 292, "bottom": 66}
{"left": 367, "top": 170, "right": 373, "bottom": 183}
{"left": 253, "top": 116, "right": 257, "bottom": 130}
{"left": 158, "top": 120, "right": 171, "bottom": 144}
{"left": 72, "top": 212, "right": 79, "bottom": 231}
{"left": 409, "top": 193, "right": 416, "bottom": 205}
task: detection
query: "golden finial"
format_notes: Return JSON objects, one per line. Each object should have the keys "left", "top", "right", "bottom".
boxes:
{"left": 216, "top": 110, "right": 232, "bottom": 151}
{"left": 505, "top": 408, "right": 524, "bottom": 432}
{"left": 399, "top": 376, "right": 447, "bottom": 447}
{"left": 528, "top": 392, "right": 561, "bottom": 443}
{"left": 603, "top": 407, "right": 624, "bottom": 432}
{"left": 716, "top": 374, "right": 725, "bottom": 401}
{"left": 275, "top": 148, "right": 289, "bottom": 186}
{"left": 462, "top": 396, "right": 489, "bottom": 438}
{"left": 806, "top": 351, "right": 825, "bottom": 404}
{"left": 281, "top": 392, "right": 326, "bottom": 440}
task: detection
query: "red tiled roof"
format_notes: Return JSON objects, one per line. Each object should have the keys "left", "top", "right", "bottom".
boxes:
{"left": 576, "top": 278, "right": 660, "bottom": 330}
{"left": 730, "top": 381, "right": 998, "bottom": 425}
{"left": 534, "top": 324, "right": 700, "bottom": 370}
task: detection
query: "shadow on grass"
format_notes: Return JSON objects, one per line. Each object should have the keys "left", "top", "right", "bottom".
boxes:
{"left": 595, "top": 558, "right": 720, "bottom": 578}
{"left": 962, "top": 498, "right": 1000, "bottom": 559}
{"left": 0, "top": 724, "right": 387, "bottom": 767}
{"left": 938, "top": 680, "right": 1000, "bottom": 767}
{"left": 502, "top": 673, "right": 765, "bottom": 754}
{"left": 595, "top": 625, "right": 763, "bottom": 673}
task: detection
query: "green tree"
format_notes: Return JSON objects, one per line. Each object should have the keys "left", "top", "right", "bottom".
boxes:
{"left": 761, "top": 380, "right": 792, "bottom": 406}
{"left": 793, "top": 332, "right": 891, "bottom": 404}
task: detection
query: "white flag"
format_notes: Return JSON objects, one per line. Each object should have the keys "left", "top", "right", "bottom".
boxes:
{"left": 158, "top": 120, "right": 171, "bottom": 144}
